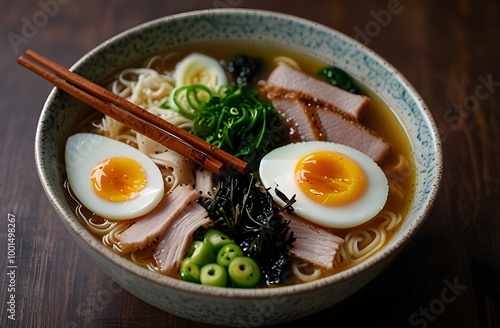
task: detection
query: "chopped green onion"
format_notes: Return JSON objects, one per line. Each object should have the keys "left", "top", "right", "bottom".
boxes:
{"left": 163, "top": 84, "right": 214, "bottom": 119}
{"left": 190, "top": 85, "right": 288, "bottom": 172}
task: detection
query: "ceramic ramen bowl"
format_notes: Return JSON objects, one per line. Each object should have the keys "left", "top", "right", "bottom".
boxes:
{"left": 34, "top": 9, "right": 442, "bottom": 327}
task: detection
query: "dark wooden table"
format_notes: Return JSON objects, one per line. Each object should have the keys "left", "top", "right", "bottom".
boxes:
{"left": 1, "top": 0, "right": 498, "bottom": 327}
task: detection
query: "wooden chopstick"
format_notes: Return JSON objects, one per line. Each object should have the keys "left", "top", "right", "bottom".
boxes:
{"left": 18, "top": 50, "right": 249, "bottom": 176}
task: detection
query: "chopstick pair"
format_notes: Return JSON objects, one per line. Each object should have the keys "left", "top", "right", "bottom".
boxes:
{"left": 17, "top": 50, "right": 249, "bottom": 176}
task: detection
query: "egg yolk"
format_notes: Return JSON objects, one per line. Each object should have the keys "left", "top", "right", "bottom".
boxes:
{"left": 90, "top": 157, "right": 147, "bottom": 202}
{"left": 294, "top": 151, "right": 367, "bottom": 206}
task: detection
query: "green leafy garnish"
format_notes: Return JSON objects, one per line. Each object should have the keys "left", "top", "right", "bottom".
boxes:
{"left": 226, "top": 53, "right": 263, "bottom": 86}
{"left": 190, "top": 86, "right": 288, "bottom": 172}
{"left": 199, "top": 174, "right": 296, "bottom": 285}
{"left": 317, "top": 66, "right": 362, "bottom": 94}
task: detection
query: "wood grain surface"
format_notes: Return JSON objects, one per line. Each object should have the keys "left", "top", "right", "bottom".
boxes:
{"left": 1, "top": 0, "right": 498, "bottom": 327}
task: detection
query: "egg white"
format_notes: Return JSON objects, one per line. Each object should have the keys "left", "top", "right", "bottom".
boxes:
{"left": 259, "top": 141, "right": 389, "bottom": 228}
{"left": 65, "top": 133, "right": 164, "bottom": 220}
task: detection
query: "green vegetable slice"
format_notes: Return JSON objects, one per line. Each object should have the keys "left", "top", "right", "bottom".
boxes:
{"left": 180, "top": 258, "right": 201, "bottom": 283}
{"left": 203, "top": 228, "right": 234, "bottom": 253}
{"left": 217, "top": 243, "right": 244, "bottom": 267}
{"left": 200, "top": 263, "right": 227, "bottom": 287}
{"left": 188, "top": 240, "right": 215, "bottom": 266}
{"left": 228, "top": 256, "right": 261, "bottom": 288}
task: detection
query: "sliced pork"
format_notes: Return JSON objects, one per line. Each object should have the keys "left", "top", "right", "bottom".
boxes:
{"left": 271, "top": 98, "right": 320, "bottom": 142}
{"left": 266, "top": 63, "right": 370, "bottom": 120}
{"left": 154, "top": 202, "right": 213, "bottom": 275}
{"left": 315, "top": 104, "right": 391, "bottom": 163}
{"left": 119, "top": 184, "right": 201, "bottom": 253}
{"left": 284, "top": 212, "right": 344, "bottom": 271}
{"left": 194, "top": 168, "right": 217, "bottom": 199}
{"left": 269, "top": 95, "right": 391, "bottom": 163}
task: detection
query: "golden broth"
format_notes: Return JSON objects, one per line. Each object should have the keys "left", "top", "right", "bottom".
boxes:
{"left": 63, "top": 42, "right": 416, "bottom": 284}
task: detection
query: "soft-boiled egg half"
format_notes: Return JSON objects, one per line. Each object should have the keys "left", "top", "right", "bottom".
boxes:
{"left": 65, "top": 133, "right": 164, "bottom": 220}
{"left": 259, "top": 141, "right": 388, "bottom": 228}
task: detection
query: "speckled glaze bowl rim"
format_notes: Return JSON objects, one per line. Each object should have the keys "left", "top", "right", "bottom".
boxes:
{"left": 35, "top": 8, "right": 443, "bottom": 300}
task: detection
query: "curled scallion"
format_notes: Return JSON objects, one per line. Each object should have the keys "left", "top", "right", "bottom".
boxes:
{"left": 164, "top": 84, "right": 214, "bottom": 119}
